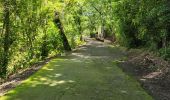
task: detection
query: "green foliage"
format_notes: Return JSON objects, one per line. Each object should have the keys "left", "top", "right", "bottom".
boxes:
{"left": 112, "top": 0, "right": 170, "bottom": 51}
{"left": 0, "top": 0, "right": 86, "bottom": 78}
{"left": 84, "top": 0, "right": 170, "bottom": 57}
{"left": 0, "top": 0, "right": 170, "bottom": 78}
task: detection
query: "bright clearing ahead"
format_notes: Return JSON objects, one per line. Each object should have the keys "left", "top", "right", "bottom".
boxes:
{"left": 0, "top": 40, "right": 152, "bottom": 100}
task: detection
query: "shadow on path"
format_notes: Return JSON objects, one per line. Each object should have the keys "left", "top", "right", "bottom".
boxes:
{"left": 0, "top": 39, "right": 153, "bottom": 100}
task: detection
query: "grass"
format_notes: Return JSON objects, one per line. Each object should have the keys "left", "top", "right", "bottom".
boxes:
{"left": 0, "top": 40, "right": 153, "bottom": 100}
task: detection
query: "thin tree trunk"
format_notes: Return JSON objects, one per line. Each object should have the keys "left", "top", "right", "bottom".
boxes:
{"left": 1, "top": 1, "right": 10, "bottom": 78}
{"left": 78, "top": 19, "right": 83, "bottom": 41}
{"left": 78, "top": 7, "right": 83, "bottom": 41}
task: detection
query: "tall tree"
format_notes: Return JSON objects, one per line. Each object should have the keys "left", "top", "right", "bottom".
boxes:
{"left": 1, "top": 0, "right": 10, "bottom": 78}
{"left": 54, "top": 11, "right": 72, "bottom": 51}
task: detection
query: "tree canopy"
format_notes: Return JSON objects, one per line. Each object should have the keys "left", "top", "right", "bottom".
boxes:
{"left": 0, "top": 0, "right": 170, "bottom": 78}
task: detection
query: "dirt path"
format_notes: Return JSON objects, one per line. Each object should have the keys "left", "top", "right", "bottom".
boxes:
{"left": 0, "top": 40, "right": 153, "bottom": 100}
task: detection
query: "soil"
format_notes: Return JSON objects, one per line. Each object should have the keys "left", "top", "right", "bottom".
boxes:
{"left": 0, "top": 56, "right": 57, "bottom": 96}
{"left": 119, "top": 49, "right": 170, "bottom": 100}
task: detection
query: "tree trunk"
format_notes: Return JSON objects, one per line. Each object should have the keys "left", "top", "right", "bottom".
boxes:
{"left": 1, "top": 1, "right": 10, "bottom": 78}
{"left": 54, "top": 11, "right": 71, "bottom": 51}
{"left": 78, "top": 21, "right": 83, "bottom": 41}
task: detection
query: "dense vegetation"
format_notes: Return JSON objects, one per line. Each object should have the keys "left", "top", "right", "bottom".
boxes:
{"left": 0, "top": 0, "right": 170, "bottom": 79}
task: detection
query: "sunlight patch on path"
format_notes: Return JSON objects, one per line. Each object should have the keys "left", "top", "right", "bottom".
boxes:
{"left": 0, "top": 40, "right": 153, "bottom": 100}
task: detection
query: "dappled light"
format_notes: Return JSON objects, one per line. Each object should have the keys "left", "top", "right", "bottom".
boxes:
{"left": 1, "top": 0, "right": 169, "bottom": 99}
{"left": 0, "top": 40, "right": 152, "bottom": 100}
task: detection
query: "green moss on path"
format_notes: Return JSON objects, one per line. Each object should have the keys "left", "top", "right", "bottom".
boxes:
{"left": 0, "top": 40, "right": 153, "bottom": 100}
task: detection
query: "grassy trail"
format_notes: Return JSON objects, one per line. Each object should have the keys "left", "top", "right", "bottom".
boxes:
{"left": 0, "top": 40, "right": 152, "bottom": 100}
